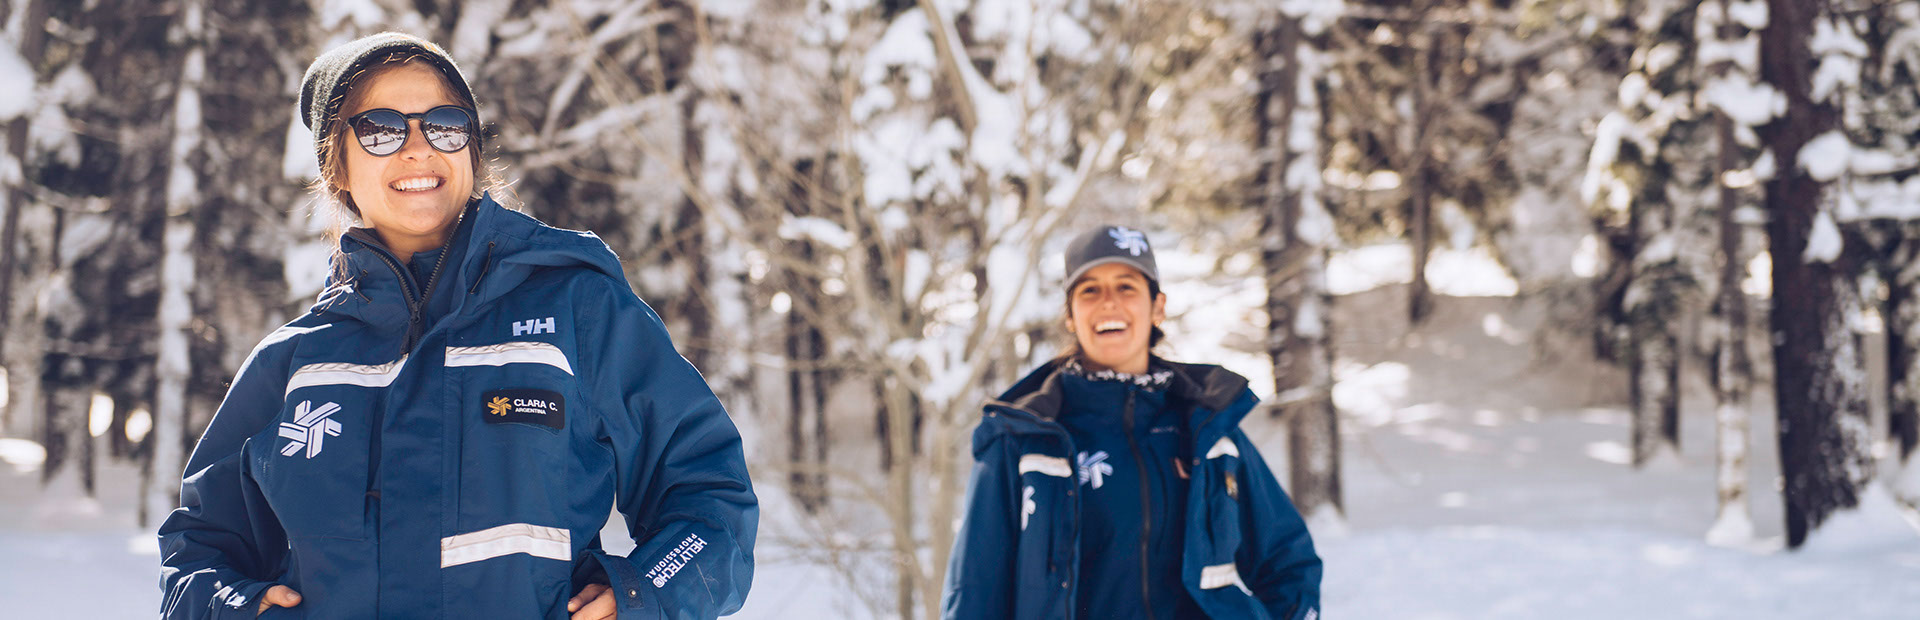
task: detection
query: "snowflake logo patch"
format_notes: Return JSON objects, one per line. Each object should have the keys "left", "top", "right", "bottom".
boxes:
{"left": 1021, "top": 486, "right": 1036, "bottom": 530}
{"left": 1077, "top": 451, "right": 1113, "bottom": 489}
{"left": 1109, "top": 227, "right": 1149, "bottom": 256}
{"left": 279, "top": 400, "right": 342, "bottom": 458}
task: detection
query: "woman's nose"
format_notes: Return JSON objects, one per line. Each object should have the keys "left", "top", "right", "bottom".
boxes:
{"left": 398, "top": 120, "right": 432, "bottom": 159}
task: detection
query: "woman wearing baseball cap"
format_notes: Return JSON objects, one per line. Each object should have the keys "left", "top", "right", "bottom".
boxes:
{"left": 158, "top": 33, "right": 756, "bottom": 619}
{"left": 942, "top": 225, "right": 1322, "bottom": 619}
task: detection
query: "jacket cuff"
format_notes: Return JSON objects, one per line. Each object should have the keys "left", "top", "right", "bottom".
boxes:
{"left": 586, "top": 548, "right": 662, "bottom": 619}
{"left": 210, "top": 580, "right": 273, "bottom": 619}
{"left": 591, "top": 517, "right": 743, "bottom": 619}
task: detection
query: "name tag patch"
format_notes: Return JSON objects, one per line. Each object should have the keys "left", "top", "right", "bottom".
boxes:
{"left": 482, "top": 388, "right": 565, "bottom": 430}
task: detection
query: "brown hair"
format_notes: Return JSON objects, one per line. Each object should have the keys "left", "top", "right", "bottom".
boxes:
{"left": 309, "top": 52, "right": 508, "bottom": 280}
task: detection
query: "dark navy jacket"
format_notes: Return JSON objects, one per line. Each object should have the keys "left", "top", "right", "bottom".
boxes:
{"left": 942, "top": 359, "right": 1321, "bottom": 620}
{"left": 159, "top": 196, "right": 757, "bottom": 619}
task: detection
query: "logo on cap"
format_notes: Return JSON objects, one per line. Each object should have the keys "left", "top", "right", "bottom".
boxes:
{"left": 1109, "top": 227, "right": 1149, "bottom": 256}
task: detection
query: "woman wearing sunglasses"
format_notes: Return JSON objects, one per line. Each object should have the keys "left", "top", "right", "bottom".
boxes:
{"left": 941, "top": 226, "right": 1321, "bottom": 620}
{"left": 158, "top": 33, "right": 756, "bottom": 620}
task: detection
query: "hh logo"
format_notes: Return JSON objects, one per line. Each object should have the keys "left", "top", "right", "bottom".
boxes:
{"left": 1109, "top": 227, "right": 1149, "bottom": 256}
{"left": 512, "top": 317, "right": 555, "bottom": 336}
{"left": 487, "top": 396, "right": 512, "bottom": 416}
{"left": 279, "top": 401, "right": 342, "bottom": 458}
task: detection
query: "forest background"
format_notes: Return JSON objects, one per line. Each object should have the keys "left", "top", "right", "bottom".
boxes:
{"left": 1, "top": 0, "right": 1917, "bottom": 617}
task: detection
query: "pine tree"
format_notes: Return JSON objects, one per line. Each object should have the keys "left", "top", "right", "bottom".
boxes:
{"left": 1759, "top": 0, "right": 1874, "bottom": 549}
{"left": 1839, "top": 2, "right": 1920, "bottom": 511}
{"left": 1587, "top": 1, "right": 1720, "bottom": 467}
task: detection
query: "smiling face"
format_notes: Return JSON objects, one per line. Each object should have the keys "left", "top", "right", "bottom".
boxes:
{"left": 1067, "top": 262, "right": 1167, "bottom": 375}
{"left": 339, "top": 62, "right": 474, "bottom": 261}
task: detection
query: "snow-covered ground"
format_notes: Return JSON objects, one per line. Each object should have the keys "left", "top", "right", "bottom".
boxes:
{"left": 3, "top": 244, "right": 1916, "bottom": 618}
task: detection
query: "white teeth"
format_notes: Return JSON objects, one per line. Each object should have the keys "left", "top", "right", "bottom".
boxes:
{"left": 390, "top": 177, "right": 441, "bottom": 192}
{"left": 1095, "top": 320, "right": 1127, "bottom": 333}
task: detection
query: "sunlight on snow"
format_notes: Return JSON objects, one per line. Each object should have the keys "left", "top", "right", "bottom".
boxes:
{"left": 1583, "top": 441, "right": 1633, "bottom": 465}
{"left": 0, "top": 438, "right": 46, "bottom": 473}
{"left": 88, "top": 394, "right": 113, "bottom": 438}
{"left": 1326, "top": 243, "right": 1519, "bottom": 297}
{"left": 1331, "top": 362, "right": 1411, "bottom": 427}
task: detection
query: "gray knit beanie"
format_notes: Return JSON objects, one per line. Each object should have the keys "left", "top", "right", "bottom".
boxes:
{"left": 298, "top": 32, "right": 478, "bottom": 168}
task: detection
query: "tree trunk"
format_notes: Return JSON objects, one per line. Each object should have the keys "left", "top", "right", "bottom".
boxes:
{"left": 1626, "top": 171, "right": 1681, "bottom": 465}
{"left": 148, "top": 0, "right": 205, "bottom": 524}
{"left": 880, "top": 381, "right": 918, "bottom": 620}
{"left": 1628, "top": 322, "right": 1681, "bottom": 465}
{"left": 0, "top": 0, "right": 46, "bottom": 361}
{"left": 1894, "top": 251, "right": 1920, "bottom": 461}
{"left": 1708, "top": 28, "right": 1754, "bottom": 538}
{"left": 677, "top": 94, "right": 712, "bottom": 375}
{"left": 1885, "top": 239, "right": 1920, "bottom": 512}
{"left": 785, "top": 256, "right": 826, "bottom": 512}
{"left": 1257, "top": 14, "right": 1342, "bottom": 519}
{"left": 1760, "top": 0, "right": 1874, "bottom": 548}
{"left": 0, "top": 0, "right": 48, "bottom": 438}
{"left": 1407, "top": 28, "right": 1434, "bottom": 326}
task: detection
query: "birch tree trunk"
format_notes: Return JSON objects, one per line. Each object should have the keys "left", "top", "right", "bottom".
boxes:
{"left": 147, "top": 0, "right": 205, "bottom": 524}
{"left": 0, "top": 0, "right": 47, "bottom": 437}
{"left": 1705, "top": 0, "right": 1758, "bottom": 545}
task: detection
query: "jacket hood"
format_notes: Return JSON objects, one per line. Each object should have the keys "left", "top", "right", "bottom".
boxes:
{"left": 978, "top": 356, "right": 1257, "bottom": 453}
{"left": 311, "top": 194, "right": 631, "bottom": 327}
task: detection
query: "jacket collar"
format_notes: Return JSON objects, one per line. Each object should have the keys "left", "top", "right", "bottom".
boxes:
{"left": 309, "top": 194, "right": 632, "bottom": 331}
{"left": 985, "top": 356, "right": 1256, "bottom": 442}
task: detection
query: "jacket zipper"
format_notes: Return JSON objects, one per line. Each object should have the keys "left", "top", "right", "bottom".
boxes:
{"left": 1123, "top": 389, "right": 1155, "bottom": 620}
{"left": 407, "top": 223, "right": 458, "bottom": 349}
{"left": 354, "top": 208, "right": 464, "bottom": 351}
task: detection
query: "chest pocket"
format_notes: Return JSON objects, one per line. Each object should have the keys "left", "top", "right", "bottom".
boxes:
{"left": 446, "top": 341, "right": 579, "bottom": 534}
{"left": 253, "top": 357, "right": 406, "bottom": 541}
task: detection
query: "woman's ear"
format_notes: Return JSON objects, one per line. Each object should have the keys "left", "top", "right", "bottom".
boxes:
{"left": 1152, "top": 292, "right": 1167, "bottom": 325}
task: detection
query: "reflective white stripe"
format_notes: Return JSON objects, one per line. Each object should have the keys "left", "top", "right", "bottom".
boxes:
{"left": 1018, "top": 454, "right": 1073, "bottom": 478}
{"left": 445, "top": 342, "right": 574, "bottom": 375}
{"left": 1205, "top": 437, "right": 1239, "bottom": 459}
{"left": 285, "top": 356, "right": 408, "bottom": 397}
{"left": 1199, "top": 562, "right": 1252, "bottom": 594}
{"left": 440, "top": 523, "right": 572, "bottom": 568}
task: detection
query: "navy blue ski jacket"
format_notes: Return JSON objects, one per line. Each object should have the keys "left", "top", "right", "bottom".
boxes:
{"left": 159, "top": 196, "right": 756, "bottom": 619}
{"left": 942, "top": 358, "right": 1321, "bottom": 620}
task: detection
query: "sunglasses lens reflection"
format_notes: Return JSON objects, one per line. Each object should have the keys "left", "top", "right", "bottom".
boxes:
{"left": 352, "top": 110, "right": 409, "bottom": 156}
{"left": 349, "top": 107, "right": 473, "bottom": 156}
{"left": 422, "top": 107, "right": 473, "bottom": 153}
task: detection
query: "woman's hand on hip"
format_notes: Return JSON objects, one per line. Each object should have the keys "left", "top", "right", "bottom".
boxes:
{"left": 256, "top": 585, "right": 302, "bottom": 615}
{"left": 569, "top": 583, "right": 617, "bottom": 620}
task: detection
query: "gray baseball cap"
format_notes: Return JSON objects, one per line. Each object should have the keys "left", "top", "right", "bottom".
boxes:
{"left": 1064, "top": 225, "right": 1159, "bottom": 288}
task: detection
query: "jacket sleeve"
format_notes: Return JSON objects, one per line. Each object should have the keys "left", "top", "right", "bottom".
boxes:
{"left": 941, "top": 425, "right": 1018, "bottom": 620}
{"left": 1233, "top": 430, "right": 1322, "bottom": 620}
{"left": 158, "top": 339, "right": 292, "bottom": 620}
{"left": 578, "top": 282, "right": 757, "bottom": 620}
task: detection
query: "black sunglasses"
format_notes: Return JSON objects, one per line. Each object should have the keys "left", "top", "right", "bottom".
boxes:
{"left": 345, "top": 105, "right": 476, "bottom": 156}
